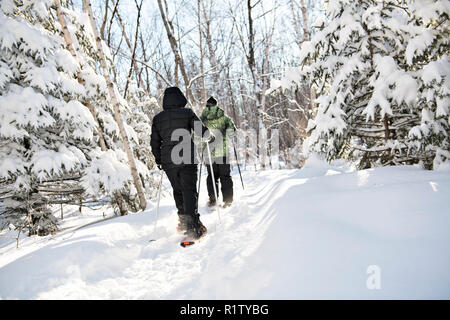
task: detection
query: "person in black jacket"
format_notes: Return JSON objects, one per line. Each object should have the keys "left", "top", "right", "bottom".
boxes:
{"left": 150, "top": 87, "right": 209, "bottom": 240}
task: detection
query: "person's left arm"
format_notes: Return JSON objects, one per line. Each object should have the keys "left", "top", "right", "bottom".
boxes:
{"left": 225, "top": 116, "right": 236, "bottom": 137}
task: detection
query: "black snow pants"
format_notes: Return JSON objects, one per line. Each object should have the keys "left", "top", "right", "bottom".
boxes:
{"left": 164, "top": 164, "right": 198, "bottom": 217}
{"left": 206, "top": 158, "right": 233, "bottom": 204}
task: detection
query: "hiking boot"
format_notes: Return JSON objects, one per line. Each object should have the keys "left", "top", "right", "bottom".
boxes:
{"left": 182, "top": 214, "right": 207, "bottom": 240}
{"left": 177, "top": 214, "right": 190, "bottom": 233}
{"left": 176, "top": 217, "right": 184, "bottom": 233}
{"left": 207, "top": 198, "right": 216, "bottom": 207}
{"left": 222, "top": 201, "right": 232, "bottom": 208}
{"left": 195, "top": 215, "right": 207, "bottom": 236}
{"left": 176, "top": 211, "right": 185, "bottom": 233}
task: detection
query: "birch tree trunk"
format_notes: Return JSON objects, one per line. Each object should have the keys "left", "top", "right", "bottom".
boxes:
{"left": 54, "top": 0, "right": 107, "bottom": 153}
{"left": 55, "top": 0, "right": 128, "bottom": 215}
{"left": 299, "top": 0, "right": 310, "bottom": 43}
{"left": 156, "top": 0, "right": 193, "bottom": 102}
{"left": 197, "top": 0, "right": 206, "bottom": 107}
{"left": 299, "top": 0, "right": 315, "bottom": 113}
{"left": 82, "top": 0, "right": 147, "bottom": 211}
{"left": 201, "top": 0, "right": 220, "bottom": 90}
{"left": 288, "top": 0, "right": 303, "bottom": 50}
{"left": 123, "top": 0, "right": 143, "bottom": 98}
{"left": 246, "top": 0, "right": 267, "bottom": 169}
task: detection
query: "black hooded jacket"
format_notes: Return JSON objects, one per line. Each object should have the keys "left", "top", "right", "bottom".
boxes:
{"left": 150, "top": 87, "right": 208, "bottom": 170}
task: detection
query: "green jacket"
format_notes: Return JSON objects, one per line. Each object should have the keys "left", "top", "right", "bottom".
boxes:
{"left": 201, "top": 105, "right": 236, "bottom": 158}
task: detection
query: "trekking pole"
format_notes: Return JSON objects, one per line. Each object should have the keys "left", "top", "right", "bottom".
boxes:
{"left": 233, "top": 137, "right": 244, "bottom": 190}
{"left": 206, "top": 141, "right": 221, "bottom": 224}
{"left": 196, "top": 146, "right": 204, "bottom": 211}
{"left": 151, "top": 169, "right": 164, "bottom": 238}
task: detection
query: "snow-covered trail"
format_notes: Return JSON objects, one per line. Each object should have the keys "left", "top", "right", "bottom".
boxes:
{"left": 0, "top": 166, "right": 289, "bottom": 299}
{"left": 1, "top": 162, "right": 449, "bottom": 299}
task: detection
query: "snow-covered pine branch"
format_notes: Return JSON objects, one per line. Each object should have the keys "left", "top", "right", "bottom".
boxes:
{"left": 0, "top": 0, "right": 158, "bottom": 236}
{"left": 0, "top": 0, "right": 98, "bottom": 235}
{"left": 277, "top": 0, "right": 449, "bottom": 170}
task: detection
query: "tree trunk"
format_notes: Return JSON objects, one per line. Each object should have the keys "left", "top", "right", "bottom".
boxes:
{"left": 99, "top": 0, "right": 109, "bottom": 40}
{"left": 202, "top": 0, "right": 220, "bottom": 88}
{"left": 123, "top": 0, "right": 143, "bottom": 98}
{"left": 156, "top": 0, "right": 193, "bottom": 102}
{"left": 55, "top": 0, "right": 108, "bottom": 153}
{"left": 289, "top": 0, "right": 303, "bottom": 50}
{"left": 56, "top": 0, "right": 128, "bottom": 215}
{"left": 82, "top": 0, "right": 147, "bottom": 211}
{"left": 111, "top": 0, "right": 150, "bottom": 99}
{"left": 299, "top": 0, "right": 310, "bottom": 42}
{"left": 247, "top": 0, "right": 256, "bottom": 80}
{"left": 197, "top": 0, "right": 206, "bottom": 106}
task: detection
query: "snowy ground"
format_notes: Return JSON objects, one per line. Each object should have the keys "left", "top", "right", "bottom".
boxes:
{"left": 1, "top": 160, "right": 449, "bottom": 299}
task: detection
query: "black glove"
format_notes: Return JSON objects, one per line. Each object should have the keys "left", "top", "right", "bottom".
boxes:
{"left": 204, "top": 130, "right": 215, "bottom": 144}
{"left": 207, "top": 135, "right": 215, "bottom": 144}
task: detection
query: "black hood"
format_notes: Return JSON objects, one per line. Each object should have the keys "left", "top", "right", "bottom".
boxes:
{"left": 163, "top": 87, "right": 187, "bottom": 110}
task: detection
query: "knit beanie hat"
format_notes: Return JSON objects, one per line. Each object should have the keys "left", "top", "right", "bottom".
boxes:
{"left": 206, "top": 96, "right": 217, "bottom": 106}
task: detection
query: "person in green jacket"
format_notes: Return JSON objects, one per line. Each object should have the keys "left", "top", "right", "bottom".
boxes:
{"left": 201, "top": 96, "right": 236, "bottom": 207}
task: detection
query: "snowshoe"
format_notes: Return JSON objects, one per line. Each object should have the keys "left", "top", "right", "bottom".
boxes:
{"left": 179, "top": 214, "right": 207, "bottom": 247}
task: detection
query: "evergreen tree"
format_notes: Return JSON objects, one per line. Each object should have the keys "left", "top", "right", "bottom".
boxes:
{"left": 405, "top": 0, "right": 449, "bottom": 169}
{"left": 0, "top": 0, "right": 97, "bottom": 235}
{"left": 300, "top": 0, "right": 449, "bottom": 169}
{"left": 59, "top": 3, "right": 152, "bottom": 212}
{"left": 0, "top": 0, "right": 158, "bottom": 235}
